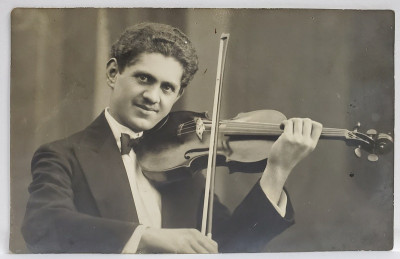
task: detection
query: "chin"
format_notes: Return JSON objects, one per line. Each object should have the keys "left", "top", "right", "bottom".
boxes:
{"left": 127, "top": 118, "right": 157, "bottom": 132}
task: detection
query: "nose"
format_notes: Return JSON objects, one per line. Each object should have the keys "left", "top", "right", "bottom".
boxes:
{"left": 142, "top": 85, "right": 161, "bottom": 104}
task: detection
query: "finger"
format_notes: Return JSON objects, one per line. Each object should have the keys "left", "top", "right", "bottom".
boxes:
{"left": 282, "top": 120, "right": 293, "bottom": 136}
{"left": 302, "top": 118, "right": 312, "bottom": 137}
{"left": 189, "top": 242, "right": 209, "bottom": 254}
{"left": 184, "top": 245, "right": 198, "bottom": 254}
{"left": 292, "top": 118, "right": 303, "bottom": 137}
{"left": 192, "top": 231, "right": 218, "bottom": 253}
{"left": 198, "top": 237, "right": 218, "bottom": 253}
{"left": 311, "top": 121, "right": 323, "bottom": 142}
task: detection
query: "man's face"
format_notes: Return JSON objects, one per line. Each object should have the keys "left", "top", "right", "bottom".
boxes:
{"left": 108, "top": 53, "right": 184, "bottom": 132}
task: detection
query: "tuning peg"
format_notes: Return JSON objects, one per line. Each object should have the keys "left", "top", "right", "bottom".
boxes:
{"left": 366, "top": 129, "right": 377, "bottom": 135}
{"left": 368, "top": 154, "right": 379, "bottom": 162}
{"left": 354, "top": 146, "right": 362, "bottom": 158}
{"left": 353, "top": 122, "right": 361, "bottom": 132}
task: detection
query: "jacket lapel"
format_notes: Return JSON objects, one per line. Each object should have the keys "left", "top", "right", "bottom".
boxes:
{"left": 75, "top": 112, "right": 138, "bottom": 223}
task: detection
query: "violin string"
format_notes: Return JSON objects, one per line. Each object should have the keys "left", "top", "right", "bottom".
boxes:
{"left": 177, "top": 130, "right": 282, "bottom": 136}
{"left": 182, "top": 120, "right": 348, "bottom": 132}
{"left": 178, "top": 122, "right": 347, "bottom": 139}
{"left": 182, "top": 118, "right": 351, "bottom": 129}
{"left": 179, "top": 119, "right": 289, "bottom": 128}
{"left": 180, "top": 121, "right": 284, "bottom": 132}
{"left": 179, "top": 125, "right": 283, "bottom": 134}
{"left": 178, "top": 120, "right": 348, "bottom": 136}
{"left": 224, "top": 121, "right": 348, "bottom": 133}
{"left": 177, "top": 129, "right": 348, "bottom": 137}
{"left": 180, "top": 123, "right": 347, "bottom": 133}
{"left": 177, "top": 127, "right": 348, "bottom": 136}
{"left": 180, "top": 121, "right": 197, "bottom": 127}
{"left": 179, "top": 124, "right": 347, "bottom": 134}
{"left": 181, "top": 122, "right": 347, "bottom": 137}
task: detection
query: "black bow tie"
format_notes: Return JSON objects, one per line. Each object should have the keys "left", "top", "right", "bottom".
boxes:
{"left": 120, "top": 133, "right": 142, "bottom": 155}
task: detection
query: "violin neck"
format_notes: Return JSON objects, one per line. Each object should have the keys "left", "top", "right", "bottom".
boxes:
{"left": 219, "top": 121, "right": 348, "bottom": 140}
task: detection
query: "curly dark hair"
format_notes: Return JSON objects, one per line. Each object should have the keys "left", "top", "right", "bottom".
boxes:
{"left": 110, "top": 22, "right": 199, "bottom": 89}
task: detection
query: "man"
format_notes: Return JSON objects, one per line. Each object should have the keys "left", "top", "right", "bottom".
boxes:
{"left": 22, "top": 22, "right": 322, "bottom": 253}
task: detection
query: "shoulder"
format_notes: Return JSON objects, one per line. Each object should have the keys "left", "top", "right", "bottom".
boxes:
{"left": 32, "top": 112, "right": 110, "bottom": 169}
{"left": 34, "top": 128, "right": 86, "bottom": 157}
{"left": 33, "top": 111, "right": 109, "bottom": 157}
{"left": 31, "top": 129, "right": 89, "bottom": 176}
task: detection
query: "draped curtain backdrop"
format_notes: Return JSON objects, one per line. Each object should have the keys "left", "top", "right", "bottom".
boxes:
{"left": 10, "top": 9, "right": 394, "bottom": 253}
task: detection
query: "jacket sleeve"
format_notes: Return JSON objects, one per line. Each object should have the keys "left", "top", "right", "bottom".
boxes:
{"left": 21, "top": 144, "right": 138, "bottom": 253}
{"left": 211, "top": 180, "right": 295, "bottom": 253}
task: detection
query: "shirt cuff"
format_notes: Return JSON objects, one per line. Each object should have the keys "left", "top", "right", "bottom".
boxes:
{"left": 121, "top": 225, "right": 147, "bottom": 254}
{"left": 259, "top": 182, "right": 288, "bottom": 218}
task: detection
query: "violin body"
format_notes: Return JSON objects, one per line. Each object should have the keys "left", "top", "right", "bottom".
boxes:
{"left": 136, "top": 110, "right": 287, "bottom": 183}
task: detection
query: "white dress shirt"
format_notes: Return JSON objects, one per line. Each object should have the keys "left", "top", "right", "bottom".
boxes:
{"left": 104, "top": 108, "right": 287, "bottom": 253}
{"left": 105, "top": 108, "right": 161, "bottom": 253}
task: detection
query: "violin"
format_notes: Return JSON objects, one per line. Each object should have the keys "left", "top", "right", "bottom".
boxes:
{"left": 135, "top": 109, "right": 393, "bottom": 184}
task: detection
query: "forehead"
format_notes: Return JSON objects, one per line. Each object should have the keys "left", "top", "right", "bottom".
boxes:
{"left": 126, "top": 53, "right": 183, "bottom": 86}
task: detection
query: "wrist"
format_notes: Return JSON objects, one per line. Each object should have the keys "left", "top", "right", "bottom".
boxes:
{"left": 263, "top": 161, "right": 292, "bottom": 181}
{"left": 266, "top": 155, "right": 296, "bottom": 173}
{"left": 260, "top": 163, "right": 291, "bottom": 204}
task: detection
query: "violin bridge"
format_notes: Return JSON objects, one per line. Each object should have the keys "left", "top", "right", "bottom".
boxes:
{"left": 194, "top": 117, "right": 205, "bottom": 141}
{"left": 177, "top": 123, "right": 184, "bottom": 136}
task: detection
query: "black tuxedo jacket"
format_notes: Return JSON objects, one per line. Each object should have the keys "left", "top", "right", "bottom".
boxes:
{"left": 22, "top": 112, "right": 294, "bottom": 253}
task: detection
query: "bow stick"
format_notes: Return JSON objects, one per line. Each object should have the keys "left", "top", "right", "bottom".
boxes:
{"left": 201, "top": 33, "right": 230, "bottom": 238}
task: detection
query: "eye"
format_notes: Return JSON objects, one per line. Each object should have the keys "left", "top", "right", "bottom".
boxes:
{"left": 137, "top": 74, "right": 149, "bottom": 83}
{"left": 161, "top": 83, "right": 175, "bottom": 93}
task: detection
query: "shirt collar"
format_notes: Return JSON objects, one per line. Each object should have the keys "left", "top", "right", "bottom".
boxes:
{"left": 104, "top": 107, "right": 143, "bottom": 150}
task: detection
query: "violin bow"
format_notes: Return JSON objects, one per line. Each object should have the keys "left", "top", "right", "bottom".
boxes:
{"left": 201, "top": 33, "right": 230, "bottom": 238}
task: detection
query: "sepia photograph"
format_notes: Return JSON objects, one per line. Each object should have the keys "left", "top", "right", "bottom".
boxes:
{"left": 10, "top": 8, "right": 394, "bottom": 254}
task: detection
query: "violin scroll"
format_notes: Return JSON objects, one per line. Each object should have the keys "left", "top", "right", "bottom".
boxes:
{"left": 346, "top": 123, "right": 393, "bottom": 162}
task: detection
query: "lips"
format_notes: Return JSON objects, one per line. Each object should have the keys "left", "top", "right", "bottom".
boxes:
{"left": 135, "top": 103, "right": 159, "bottom": 113}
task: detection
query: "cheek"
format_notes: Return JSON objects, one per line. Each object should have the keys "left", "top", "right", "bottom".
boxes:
{"left": 161, "top": 97, "right": 178, "bottom": 111}
{"left": 116, "top": 85, "right": 137, "bottom": 103}
{"left": 116, "top": 79, "right": 138, "bottom": 95}
{"left": 114, "top": 92, "right": 130, "bottom": 107}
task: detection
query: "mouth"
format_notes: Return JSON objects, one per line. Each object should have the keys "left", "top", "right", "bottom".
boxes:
{"left": 135, "top": 104, "right": 159, "bottom": 113}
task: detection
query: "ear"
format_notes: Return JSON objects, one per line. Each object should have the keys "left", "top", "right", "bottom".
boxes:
{"left": 106, "top": 58, "right": 119, "bottom": 89}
